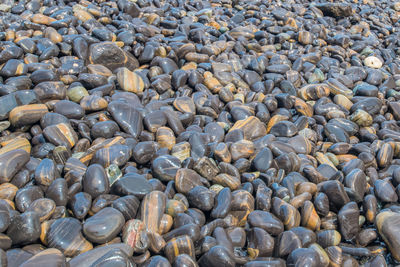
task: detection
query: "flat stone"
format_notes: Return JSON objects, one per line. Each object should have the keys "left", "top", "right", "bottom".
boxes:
{"left": 89, "top": 42, "right": 139, "bottom": 72}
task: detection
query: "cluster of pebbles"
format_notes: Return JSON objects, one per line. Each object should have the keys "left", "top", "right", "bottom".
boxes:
{"left": 0, "top": 0, "right": 400, "bottom": 266}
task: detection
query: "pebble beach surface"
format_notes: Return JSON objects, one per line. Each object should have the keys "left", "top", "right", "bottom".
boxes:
{"left": 0, "top": 0, "right": 400, "bottom": 266}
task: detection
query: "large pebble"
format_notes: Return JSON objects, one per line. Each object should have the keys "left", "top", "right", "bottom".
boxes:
{"left": 83, "top": 207, "right": 125, "bottom": 244}
{"left": 89, "top": 42, "right": 139, "bottom": 71}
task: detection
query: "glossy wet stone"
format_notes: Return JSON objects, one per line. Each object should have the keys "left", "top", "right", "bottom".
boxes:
{"left": 43, "top": 123, "right": 78, "bottom": 149}
{"left": 0, "top": 183, "right": 17, "bottom": 201}
{"left": 53, "top": 100, "right": 84, "bottom": 120}
{"left": 40, "top": 113, "right": 69, "bottom": 129}
{"left": 112, "top": 195, "right": 140, "bottom": 221}
{"left": 173, "top": 254, "right": 198, "bottom": 267}
{"left": 80, "top": 95, "right": 108, "bottom": 112}
{"left": 211, "top": 187, "right": 231, "bottom": 219}
{"left": 0, "top": 204, "right": 10, "bottom": 233}
{"left": 92, "top": 144, "right": 131, "bottom": 168}
{"left": 6, "top": 249, "right": 33, "bottom": 267}
{"left": 152, "top": 155, "right": 181, "bottom": 182}
{"left": 83, "top": 164, "right": 109, "bottom": 198}
{"left": 338, "top": 202, "right": 359, "bottom": 241}
{"left": 121, "top": 219, "right": 147, "bottom": 251}
{"left": 252, "top": 147, "right": 273, "bottom": 172}
{"left": 91, "top": 247, "right": 134, "bottom": 266}
{"left": 67, "top": 86, "right": 88, "bottom": 103}
{"left": 7, "top": 212, "right": 40, "bottom": 245}
{"left": 324, "top": 123, "right": 350, "bottom": 143}
{"left": 376, "top": 211, "right": 400, "bottom": 261}
{"left": 0, "top": 234, "right": 12, "bottom": 251}
{"left": 248, "top": 211, "right": 284, "bottom": 236}
{"left": 318, "top": 180, "right": 350, "bottom": 209}
{"left": 46, "top": 178, "right": 68, "bottom": 206}
{"left": 0, "top": 149, "right": 29, "bottom": 182}
{"left": 68, "top": 243, "right": 133, "bottom": 266}
{"left": 230, "top": 140, "right": 255, "bottom": 161}
{"left": 357, "top": 228, "right": 377, "bottom": 247}
{"left": 83, "top": 207, "right": 125, "bottom": 244}
{"left": 0, "top": 138, "right": 31, "bottom": 155}
{"left": 89, "top": 42, "right": 139, "bottom": 72}
{"left": 34, "top": 158, "right": 56, "bottom": 187}
{"left": 175, "top": 168, "right": 203, "bottom": 194}
{"left": 248, "top": 227, "right": 275, "bottom": 257}
{"left": 91, "top": 121, "right": 119, "bottom": 139}
{"left": 164, "top": 235, "right": 195, "bottom": 262}
{"left": 287, "top": 247, "right": 321, "bottom": 267}
{"left": 187, "top": 186, "right": 215, "bottom": 211}
{"left": 144, "top": 111, "right": 167, "bottom": 133}
{"left": 111, "top": 173, "right": 152, "bottom": 199}
{"left": 26, "top": 198, "right": 56, "bottom": 222}
{"left": 108, "top": 101, "right": 143, "bottom": 139}
{"left": 69, "top": 192, "right": 92, "bottom": 220}
{"left": 9, "top": 104, "right": 48, "bottom": 128}
{"left": 140, "top": 191, "right": 166, "bottom": 234}
{"left": 374, "top": 179, "right": 398, "bottom": 203}
{"left": 117, "top": 68, "right": 144, "bottom": 94}
{"left": 47, "top": 217, "right": 92, "bottom": 257}
{"left": 19, "top": 248, "right": 66, "bottom": 267}
{"left": 229, "top": 116, "right": 267, "bottom": 141}
{"left": 15, "top": 185, "right": 44, "bottom": 213}
{"left": 269, "top": 121, "right": 298, "bottom": 137}
{"left": 174, "top": 96, "right": 195, "bottom": 114}
{"left": 156, "top": 127, "right": 176, "bottom": 150}
{"left": 301, "top": 200, "right": 321, "bottom": 231}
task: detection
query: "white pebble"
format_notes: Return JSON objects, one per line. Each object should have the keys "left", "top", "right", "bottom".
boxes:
{"left": 364, "top": 56, "right": 383, "bottom": 69}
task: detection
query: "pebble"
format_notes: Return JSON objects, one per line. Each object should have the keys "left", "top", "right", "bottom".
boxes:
{"left": 53, "top": 100, "right": 84, "bottom": 120}
{"left": 316, "top": 3, "right": 353, "bottom": 17}
{"left": 9, "top": 104, "right": 48, "bottom": 127}
{"left": 117, "top": 68, "right": 145, "bottom": 94}
{"left": 364, "top": 56, "right": 383, "bottom": 69}
{"left": 19, "top": 249, "right": 66, "bottom": 267}
{"left": 376, "top": 211, "right": 400, "bottom": 261}
{"left": 107, "top": 101, "right": 143, "bottom": 139}
{"left": 26, "top": 198, "right": 55, "bottom": 222}
{"left": 82, "top": 164, "right": 109, "bottom": 198}
{"left": 82, "top": 207, "right": 125, "bottom": 244}
{"left": 88, "top": 42, "right": 138, "bottom": 72}
{"left": 68, "top": 243, "right": 133, "bottom": 266}
{"left": 91, "top": 121, "right": 120, "bottom": 139}
{"left": 111, "top": 173, "right": 152, "bottom": 199}
{"left": 0, "top": 149, "right": 30, "bottom": 182}
{"left": 248, "top": 211, "right": 284, "bottom": 236}
{"left": 47, "top": 217, "right": 92, "bottom": 257}
{"left": 7, "top": 211, "right": 40, "bottom": 245}
{"left": 43, "top": 123, "right": 78, "bottom": 149}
